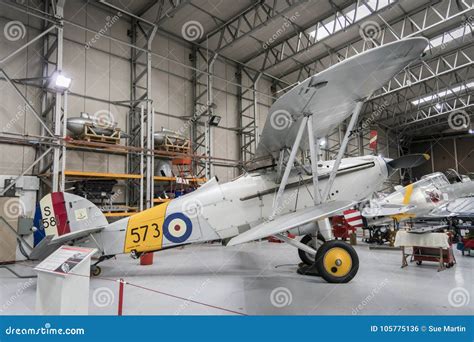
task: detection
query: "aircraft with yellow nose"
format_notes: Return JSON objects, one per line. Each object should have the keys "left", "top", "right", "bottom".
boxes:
{"left": 362, "top": 169, "right": 474, "bottom": 225}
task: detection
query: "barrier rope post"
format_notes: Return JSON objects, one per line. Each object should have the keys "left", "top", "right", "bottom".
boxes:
{"left": 118, "top": 278, "right": 124, "bottom": 316}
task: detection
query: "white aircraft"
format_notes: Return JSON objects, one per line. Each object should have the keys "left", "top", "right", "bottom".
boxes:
{"left": 362, "top": 169, "right": 474, "bottom": 226}
{"left": 29, "top": 37, "right": 429, "bottom": 283}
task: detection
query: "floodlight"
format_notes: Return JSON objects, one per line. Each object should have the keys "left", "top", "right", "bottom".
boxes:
{"left": 209, "top": 115, "right": 221, "bottom": 127}
{"left": 53, "top": 72, "right": 72, "bottom": 90}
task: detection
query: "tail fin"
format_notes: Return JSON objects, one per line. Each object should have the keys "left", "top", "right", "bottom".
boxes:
{"left": 35, "top": 192, "right": 107, "bottom": 244}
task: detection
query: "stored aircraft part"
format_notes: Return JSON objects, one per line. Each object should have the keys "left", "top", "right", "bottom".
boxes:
{"left": 154, "top": 128, "right": 190, "bottom": 153}
{"left": 155, "top": 159, "right": 173, "bottom": 177}
{"left": 72, "top": 180, "right": 118, "bottom": 202}
{"left": 67, "top": 112, "right": 117, "bottom": 136}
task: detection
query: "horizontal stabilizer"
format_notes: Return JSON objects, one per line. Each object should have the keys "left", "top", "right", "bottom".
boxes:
{"left": 227, "top": 201, "right": 355, "bottom": 246}
{"left": 29, "top": 227, "right": 104, "bottom": 260}
{"left": 28, "top": 235, "right": 56, "bottom": 260}
{"left": 51, "top": 227, "right": 105, "bottom": 244}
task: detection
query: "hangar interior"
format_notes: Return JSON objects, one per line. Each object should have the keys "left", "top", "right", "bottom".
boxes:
{"left": 0, "top": 0, "right": 473, "bottom": 315}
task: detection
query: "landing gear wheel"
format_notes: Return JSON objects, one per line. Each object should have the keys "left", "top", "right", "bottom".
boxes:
{"left": 91, "top": 265, "right": 102, "bottom": 277}
{"left": 298, "top": 234, "right": 325, "bottom": 266}
{"left": 416, "top": 261, "right": 422, "bottom": 266}
{"left": 315, "top": 240, "right": 359, "bottom": 283}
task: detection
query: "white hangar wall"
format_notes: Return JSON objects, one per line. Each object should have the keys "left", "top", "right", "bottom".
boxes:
{"left": 0, "top": 1, "right": 250, "bottom": 185}
{"left": 0, "top": 0, "right": 403, "bottom": 194}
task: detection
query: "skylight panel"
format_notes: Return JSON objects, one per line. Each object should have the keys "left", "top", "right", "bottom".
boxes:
{"left": 411, "top": 82, "right": 474, "bottom": 106}
{"left": 308, "top": 0, "right": 393, "bottom": 42}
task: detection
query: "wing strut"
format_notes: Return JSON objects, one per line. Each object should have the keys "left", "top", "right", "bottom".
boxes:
{"left": 322, "top": 101, "right": 364, "bottom": 201}
{"left": 307, "top": 116, "right": 321, "bottom": 205}
{"left": 271, "top": 115, "right": 309, "bottom": 219}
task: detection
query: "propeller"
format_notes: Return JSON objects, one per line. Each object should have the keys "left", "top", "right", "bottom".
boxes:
{"left": 386, "top": 153, "right": 430, "bottom": 171}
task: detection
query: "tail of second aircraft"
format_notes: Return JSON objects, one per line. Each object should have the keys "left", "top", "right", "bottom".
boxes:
{"left": 33, "top": 192, "right": 109, "bottom": 247}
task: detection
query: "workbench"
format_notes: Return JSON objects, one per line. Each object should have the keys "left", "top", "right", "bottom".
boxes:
{"left": 394, "top": 231, "right": 455, "bottom": 271}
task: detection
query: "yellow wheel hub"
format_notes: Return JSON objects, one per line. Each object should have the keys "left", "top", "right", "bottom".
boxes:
{"left": 323, "top": 247, "right": 352, "bottom": 277}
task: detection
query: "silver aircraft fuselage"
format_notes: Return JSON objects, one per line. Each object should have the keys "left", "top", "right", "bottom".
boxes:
{"left": 363, "top": 172, "right": 474, "bottom": 225}
{"left": 95, "top": 155, "right": 389, "bottom": 255}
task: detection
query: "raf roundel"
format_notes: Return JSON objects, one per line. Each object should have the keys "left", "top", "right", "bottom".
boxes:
{"left": 163, "top": 212, "right": 193, "bottom": 244}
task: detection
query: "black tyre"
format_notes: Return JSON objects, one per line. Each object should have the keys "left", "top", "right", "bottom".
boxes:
{"left": 416, "top": 260, "right": 422, "bottom": 266}
{"left": 298, "top": 234, "right": 325, "bottom": 265}
{"left": 315, "top": 240, "right": 359, "bottom": 283}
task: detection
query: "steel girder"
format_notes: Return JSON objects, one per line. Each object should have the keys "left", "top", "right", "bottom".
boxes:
{"left": 128, "top": 21, "right": 157, "bottom": 210}
{"left": 191, "top": 48, "right": 216, "bottom": 179}
{"left": 199, "top": 0, "right": 307, "bottom": 53}
{"left": 237, "top": 67, "right": 262, "bottom": 165}
{"left": 137, "top": 0, "right": 193, "bottom": 25}
{"left": 363, "top": 44, "right": 473, "bottom": 118}
{"left": 245, "top": 0, "right": 394, "bottom": 73}
{"left": 397, "top": 92, "right": 474, "bottom": 132}
{"left": 372, "top": 42, "right": 473, "bottom": 101}
{"left": 280, "top": 0, "right": 473, "bottom": 81}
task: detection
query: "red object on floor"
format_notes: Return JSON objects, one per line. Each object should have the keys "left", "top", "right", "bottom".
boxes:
{"left": 413, "top": 232, "right": 456, "bottom": 267}
{"left": 268, "top": 236, "right": 284, "bottom": 243}
{"left": 268, "top": 234, "right": 294, "bottom": 243}
{"left": 463, "top": 238, "right": 474, "bottom": 249}
{"left": 331, "top": 215, "right": 356, "bottom": 240}
{"left": 140, "top": 253, "right": 154, "bottom": 265}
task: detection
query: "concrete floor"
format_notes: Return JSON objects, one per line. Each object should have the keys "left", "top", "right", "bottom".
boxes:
{"left": 0, "top": 241, "right": 472, "bottom": 315}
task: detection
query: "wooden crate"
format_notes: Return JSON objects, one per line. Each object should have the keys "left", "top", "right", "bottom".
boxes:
{"left": 80, "top": 124, "right": 122, "bottom": 145}
{"left": 156, "top": 135, "right": 190, "bottom": 153}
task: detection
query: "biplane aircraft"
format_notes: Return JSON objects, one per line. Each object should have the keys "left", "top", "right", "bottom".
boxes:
{"left": 362, "top": 169, "right": 474, "bottom": 226}
{"left": 29, "top": 37, "right": 429, "bottom": 283}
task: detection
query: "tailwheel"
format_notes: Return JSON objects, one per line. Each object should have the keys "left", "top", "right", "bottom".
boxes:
{"left": 315, "top": 240, "right": 359, "bottom": 283}
{"left": 298, "top": 234, "right": 325, "bottom": 265}
{"left": 91, "top": 265, "right": 102, "bottom": 277}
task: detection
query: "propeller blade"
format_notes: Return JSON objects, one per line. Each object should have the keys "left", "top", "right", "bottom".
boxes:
{"left": 387, "top": 154, "right": 430, "bottom": 169}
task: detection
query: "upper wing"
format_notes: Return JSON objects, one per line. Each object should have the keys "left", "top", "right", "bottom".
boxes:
{"left": 254, "top": 38, "right": 428, "bottom": 163}
{"left": 227, "top": 201, "right": 355, "bottom": 246}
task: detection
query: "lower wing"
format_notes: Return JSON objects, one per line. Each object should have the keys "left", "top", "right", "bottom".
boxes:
{"left": 428, "top": 197, "right": 474, "bottom": 217}
{"left": 227, "top": 201, "right": 355, "bottom": 246}
{"left": 362, "top": 203, "right": 416, "bottom": 218}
